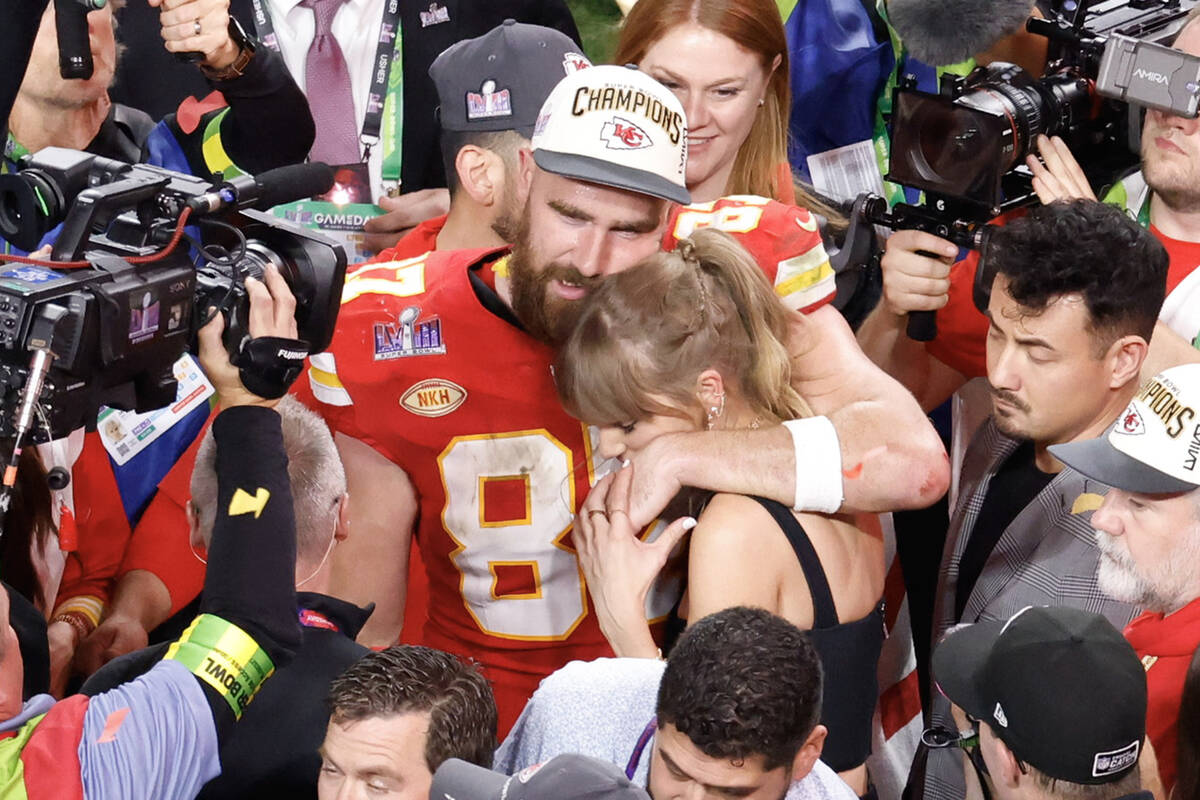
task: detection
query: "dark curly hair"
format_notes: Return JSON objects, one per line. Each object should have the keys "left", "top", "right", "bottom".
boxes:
{"left": 326, "top": 645, "right": 497, "bottom": 771}
{"left": 983, "top": 200, "right": 1167, "bottom": 348}
{"left": 656, "top": 607, "right": 823, "bottom": 771}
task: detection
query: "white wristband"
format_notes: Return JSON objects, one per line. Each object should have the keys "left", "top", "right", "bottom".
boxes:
{"left": 783, "top": 416, "right": 844, "bottom": 513}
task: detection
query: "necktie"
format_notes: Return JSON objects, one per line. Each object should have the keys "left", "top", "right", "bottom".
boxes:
{"left": 301, "top": 0, "right": 360, "bottom": 164}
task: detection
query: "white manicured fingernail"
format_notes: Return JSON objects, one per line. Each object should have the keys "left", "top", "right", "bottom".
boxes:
{"left": 682, "top": 517, "right": 697, "bottom": 530}
{"left": 621, "top": 459, "right": 631, "bottom": 468}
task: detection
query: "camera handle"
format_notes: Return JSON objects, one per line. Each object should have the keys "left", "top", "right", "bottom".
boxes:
{"left": 0, "top": 305, "right": 67, "bottom": 542}
{"left": 906, "top": 308, "right": 938, "bottom": 342}
{"left": 906, "top": 248, "right": 943, "bottom": 341}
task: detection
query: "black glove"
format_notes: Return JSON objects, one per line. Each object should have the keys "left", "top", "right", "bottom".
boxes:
{"left": 231, "top": 336, "right": 309, "bottom": 399}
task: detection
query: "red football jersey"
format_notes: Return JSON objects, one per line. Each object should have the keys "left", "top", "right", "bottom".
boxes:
{"left": 663, "top": 195, "right": 834, "bottom": 313}
{"left": 299, "top": 196, "right": 834, "bottom": 729}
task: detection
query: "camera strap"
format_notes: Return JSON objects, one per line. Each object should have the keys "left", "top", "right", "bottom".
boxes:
{"left": 233, "top": 335, "right": 310, "bottom": 399}
{"left": 250, "top": 0, "right": 403, "bottom": 188}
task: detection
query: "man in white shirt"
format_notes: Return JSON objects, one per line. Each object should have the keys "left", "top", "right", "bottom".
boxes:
{"left": 111, "top": 0, "right": 581, "bottom": 251}
{"left": 496, "top": 607, "right": 856, "bottom": 800}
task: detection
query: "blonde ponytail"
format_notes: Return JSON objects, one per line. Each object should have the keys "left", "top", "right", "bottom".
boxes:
{"left": 555, "top": 228, "right": 810, "bottom": 430}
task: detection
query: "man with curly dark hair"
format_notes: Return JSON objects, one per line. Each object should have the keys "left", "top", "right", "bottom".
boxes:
{"left": 495, "top": 607, "right": 851, "bottom": 800}
{"left": 916, "top": 199, "right": 1169, "bottom": 800}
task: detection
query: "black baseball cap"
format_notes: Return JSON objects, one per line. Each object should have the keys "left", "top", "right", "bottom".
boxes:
{"left": 430, "top": 20, "right": 591, "bottom": 138}
{"left": 933, "top": 606, "right": 1147, "bottom": 784}
{"left": 431, "top": 755, "right": 652, "bottom": 800}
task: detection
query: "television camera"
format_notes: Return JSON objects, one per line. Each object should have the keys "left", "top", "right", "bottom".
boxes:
{"left": 862, "top": 0, "right": 1200, "bottom": 339}
{"left": 0, "top": 148, "right": 345, "bottom": 450}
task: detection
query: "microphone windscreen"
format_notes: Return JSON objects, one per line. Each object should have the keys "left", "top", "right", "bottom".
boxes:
{"left": 252, "top": 162, "right": 335, "bottom": 210}
{"left": 888, "top": 0, "right": 1035, "bottom": 65}
{"left": 54, "top": 0, "right": 93, "bottom": 79}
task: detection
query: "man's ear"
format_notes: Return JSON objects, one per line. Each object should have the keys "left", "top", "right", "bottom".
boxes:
{"left": 334, "top": 493, "right": 350, "bottom": 542}
{"left": 454, "top": 145, "right": 501, "bottom": 206}
{"left": 1106, "top": 335, "right": 1149, "bottom": 391}
{"left": 186, "top": 499, "right": 206, "bottom": 555}
{"left": 789, "top": 724, "right": 827, "bottom": 781}
{"left": 984, "top": 725, "right": 1024, "bottom": 790}
{"left": 517, "top": 147, "right": 536, "bottom": 198}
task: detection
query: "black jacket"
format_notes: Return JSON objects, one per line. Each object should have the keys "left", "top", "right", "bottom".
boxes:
{"left": 83, "top": 592, "right": 372, "bottom": 800}
{"left": 111, "top": 0, "right": 580, "bottom": 192}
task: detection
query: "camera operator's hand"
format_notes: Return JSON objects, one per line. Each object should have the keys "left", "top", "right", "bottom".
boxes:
{"left": 362, "top": 189, "right": 450, "bottom": 254}
{"left": 152, "top": 0, "right": 240, "bottom": 71}
{"left": 46, "top": 620, "right": 78, "bottom": 698}
{"left": 74, "top": 614, "right": 149, "bottom": 675}
{"left": 878, "top": 229, "right": 960, "bottom": 317}
{"left": 1027, "top": 134, "right": 1097, "bottom": 204}
{"left": 198, "top": 264, "right": 300, "bottom": 411}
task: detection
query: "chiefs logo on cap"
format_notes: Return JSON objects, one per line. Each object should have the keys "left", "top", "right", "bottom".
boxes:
{"left": 601, "top": 116, "right": 653, "bottom": 150}
{"left": 1119, "top": 405, "right": 1146, "bottom": 436}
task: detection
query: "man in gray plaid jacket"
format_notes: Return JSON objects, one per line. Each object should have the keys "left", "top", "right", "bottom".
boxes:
{"left": 914, "top": 200, "right": 1169, "bottom": 800}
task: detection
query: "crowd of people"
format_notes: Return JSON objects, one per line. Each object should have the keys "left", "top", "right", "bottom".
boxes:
{"left": 1, "top": 0, "right": 1199, "bottom": 798}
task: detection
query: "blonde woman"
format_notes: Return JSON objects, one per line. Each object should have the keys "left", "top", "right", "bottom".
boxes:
{"left": 556, "top": 229, "right": 883, "bottom": 791}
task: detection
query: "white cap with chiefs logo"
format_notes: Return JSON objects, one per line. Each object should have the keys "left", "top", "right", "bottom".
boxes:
{"left": 1050, "top": 364, "right": 1200, "bottom": 494}
{"left": 531, "top": 64, "right": 690, "bottom": 205}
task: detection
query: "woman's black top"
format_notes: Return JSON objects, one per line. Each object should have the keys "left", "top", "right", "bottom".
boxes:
{"left": 751, "top": 497, "right": 885, "bottom": 772}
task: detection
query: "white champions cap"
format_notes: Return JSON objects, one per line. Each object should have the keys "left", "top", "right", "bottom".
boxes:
{"left": 531, "top": 64, "right": 690, "bottom": 205}
{"left": 1050, "top": 364, "right": 1200, "bottom": 494}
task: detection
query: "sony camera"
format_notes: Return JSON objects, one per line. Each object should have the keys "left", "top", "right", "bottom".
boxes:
{"left": 887, "top": 0, "right": 1200, "bottom": 211}
{"left": 0, "top": 148, "right": 346, "bottom": 440}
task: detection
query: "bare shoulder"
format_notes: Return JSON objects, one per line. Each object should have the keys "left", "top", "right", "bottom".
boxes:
{"left": 692, "top": 494, "right": 787, "bottom": 550}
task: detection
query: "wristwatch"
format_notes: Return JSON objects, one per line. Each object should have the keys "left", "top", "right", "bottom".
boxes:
{"left": 200, "top": 17, "right": 257, "bottom": 80}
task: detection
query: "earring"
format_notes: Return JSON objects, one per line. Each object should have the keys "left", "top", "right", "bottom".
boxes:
{"left": 757, "top": 98, "right": 765, "bottom": 107}
{"left": 705, "top": 393, "right": 726, "bottom": 430}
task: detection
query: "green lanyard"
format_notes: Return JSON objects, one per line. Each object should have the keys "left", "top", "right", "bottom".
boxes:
{"left": 380, "top": 24, "right": 403, "bottom": 190}
{"left": 3, "top": 134, "right": 29, "bottom": 165}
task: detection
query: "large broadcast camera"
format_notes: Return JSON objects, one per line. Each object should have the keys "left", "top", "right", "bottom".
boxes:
{"left": 859, "top": 0, "right": 1200, "bottom": 339}
{"left": 0, "top": 148, "right": 345, "bottom": 443}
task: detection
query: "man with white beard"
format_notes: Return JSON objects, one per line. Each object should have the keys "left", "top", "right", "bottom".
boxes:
{"left": 1050, "top": 364, "right": 1200, "bottom": 796}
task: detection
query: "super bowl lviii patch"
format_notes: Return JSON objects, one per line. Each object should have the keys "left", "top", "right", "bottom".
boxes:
{"left": 467, "top": 81, "right": 512, "bottom": 120}
{"left": 374, "top": 305, "right": 446, "bottom": 360}
{"left": 420, "top": 2, "right": 449, "bottom": 26}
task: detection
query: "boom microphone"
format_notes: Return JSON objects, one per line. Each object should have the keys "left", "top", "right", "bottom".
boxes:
{"left": 54, "top": 0, "right": 104, "bottom": 79}
{"left": 887, "top": 0, "right": 1036, "bottom": 65}
{"left": 188, "top": 162, "right": 335, "bottom": 214}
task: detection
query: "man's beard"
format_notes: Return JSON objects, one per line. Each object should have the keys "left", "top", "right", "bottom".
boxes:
{"left": 1142, "top": 133, "right": 1200, "bottom": 214}
{"left": 506, "top": 213, "right": 600, "bottom": 345}
{"left": 490, "top": 178, "right": 521, "bottom": 244}
{"left": 990, "top": 387, "right": 1033, "bottom": 439}
{"left": 1096, "top": 528, "right": 1200, "bottom": 613}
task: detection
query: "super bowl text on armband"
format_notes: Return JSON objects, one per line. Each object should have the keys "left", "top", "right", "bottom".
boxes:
{"left": 570, "top": 84, "right": 684, "bottom": 145}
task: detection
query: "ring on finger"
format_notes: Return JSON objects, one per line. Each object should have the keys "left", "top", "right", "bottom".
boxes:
{"left": 586, "top": 509, "right": 608, "bottom": 520}
{"left": 193, "top": 18, "right": 202, "bottom": 35}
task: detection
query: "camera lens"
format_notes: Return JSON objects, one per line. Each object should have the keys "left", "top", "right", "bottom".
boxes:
{"left": 0, "top": 171, "right": 61, "bottom": 252}
{"left": 238, "top": 241, "right": 293, "bottom": 283}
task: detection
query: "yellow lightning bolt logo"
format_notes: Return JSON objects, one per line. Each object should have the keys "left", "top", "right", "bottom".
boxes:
{"left": 228, "top": 488, "right": 270, "bottom": 519}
